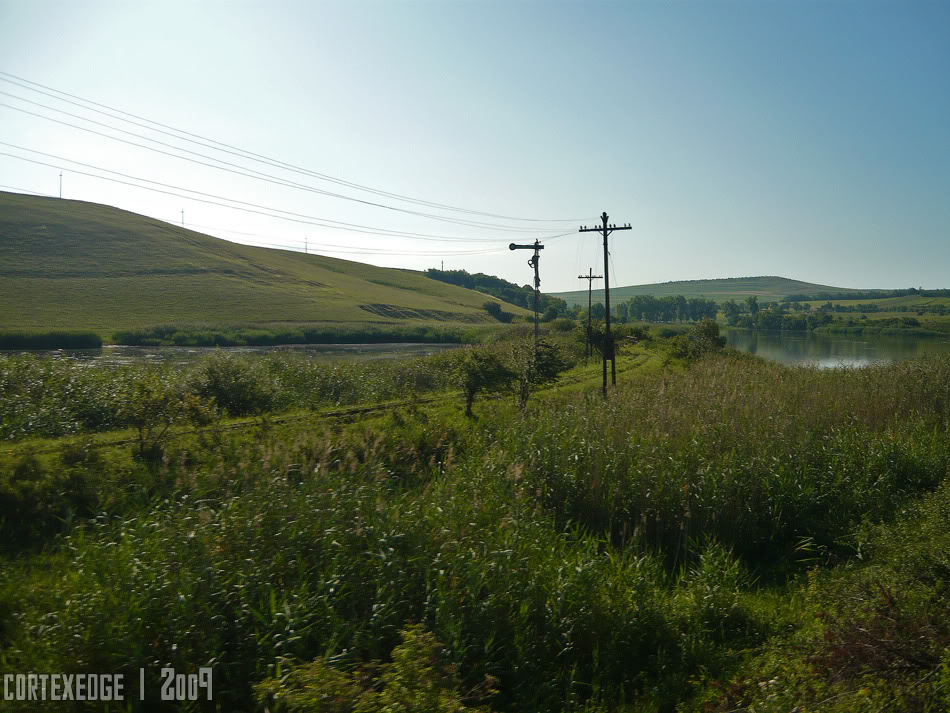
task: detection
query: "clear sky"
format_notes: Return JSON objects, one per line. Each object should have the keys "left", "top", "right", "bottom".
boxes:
{"left": 1, "top": 0, "right": 947, "bottom": 293}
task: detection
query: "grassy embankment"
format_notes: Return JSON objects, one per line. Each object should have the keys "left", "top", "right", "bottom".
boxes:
{"left": 0, "top": 191, "right": 529, "bottom": 347}
{"left": 2, "top": 327, "right": 950, "bottom": 711}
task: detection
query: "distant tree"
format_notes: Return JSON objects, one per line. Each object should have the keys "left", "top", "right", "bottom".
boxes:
{"left": 659, "top": 296, "right": 677, "bottom": 323}
{"left": 483, "top": 301, "right": 513, "bottom": 323}
{"left": 745, "top": 295, "right": 760, "bottom": 316}
{"left": 722, "top": 299, "right": 742, "bottom": 326}
{"left": 756, "top": 311, "right": 784, "bottom": 330}
{"left": 674, "top": 295, "right": 688, "bottom": 321}
{"left": 591, "top": 302, "right": 606, "bottom": 320}
{"left": 615, "top": 302, "right": 629, "bottom": 323}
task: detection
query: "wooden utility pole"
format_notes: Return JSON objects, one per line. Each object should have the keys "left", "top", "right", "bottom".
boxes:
{"left": 577, "top": 268, "right": 603, "bottom": 358}
{"left": 509, "top": 239, "right": 544, "bottom": 348}
{"left": 579, "top": 212, "right": 631, "bottom": 396}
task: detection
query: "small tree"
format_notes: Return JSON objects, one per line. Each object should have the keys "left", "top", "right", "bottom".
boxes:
{"left": 506, "top": 339, "right": 572, "bottom": 410}
{"left": 119, "top": 374, "right": 215, "bottom": 462}
{"left": 458, "top": 350, "right": 513, "bottom": 417}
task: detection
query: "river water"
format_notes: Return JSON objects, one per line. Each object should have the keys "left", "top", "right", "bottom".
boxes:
{"left": 725, "top": 330, "right": 950, "bottom": 368}
{"left": 0, "top": 343, "right": 465, "bottom": 367}
{"left": 8, "top": 334, "right": 950, "bottom": 370}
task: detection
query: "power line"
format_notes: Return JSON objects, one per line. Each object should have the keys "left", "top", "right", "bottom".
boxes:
{"left": 0, "top": 98, "right": 568, "bottom": 234}
{"left": 0, "top": 152, "right": 550, "bottom": 256}
{"left": 0, "top": 71, "right": 588, "bottom": 223}
{"left": 1, "top": 145, "right": 575, "bottom": 246}
{"left": 160, "top": 219, "right": 508, "bottom": 257}
{"left": 0, "top": 183, "right": 54, "bottom": 197}
{"left": 174, "top": 222, "right": 506, "bottom": 256}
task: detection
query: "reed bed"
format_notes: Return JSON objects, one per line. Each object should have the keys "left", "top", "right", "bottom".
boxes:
{"left": 2, "top": 351, "right": 950, "bottom": 711}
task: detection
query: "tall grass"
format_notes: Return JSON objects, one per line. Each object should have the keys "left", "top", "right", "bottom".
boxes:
{"left": 3, "top": 351, "right": 950, "bottom": 711}
{"left": 0, "top": 349, "right": 470, "bottom": 440}
{"left": 480, "top": 353, "right": 950, "bottom": 568}
{"left": 112, "top": 324, "right": 482, "bottom": 347}
{"left": 0, "top": 330, "right": 103, "bottom": 349}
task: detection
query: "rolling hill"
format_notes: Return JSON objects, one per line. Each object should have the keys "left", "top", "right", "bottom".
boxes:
{"left": 550, "top": 276, "right": 867, "bottom": 308}
{"left": 0, "top": 191, "right": 527, "bottom": 334}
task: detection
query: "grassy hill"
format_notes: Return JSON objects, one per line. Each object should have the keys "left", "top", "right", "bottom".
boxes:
{"left": 0, "top": 191, "right": 527, "bottom": 337}
{"left": 550, "top": 276, "right": 866, "bottom": 307}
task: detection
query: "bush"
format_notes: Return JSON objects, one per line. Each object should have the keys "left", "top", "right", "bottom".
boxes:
{"left": 0, "top": 454, "right": 96, "bottom": 551}
{"left": 256, "top": 624, "right": 497, "bottom": 712}
{"left": 670, "top": 320, "right": 726, "bottom": 360}
{"left": 189, "top": 353, "right": 280, "bottom": 416}
{"left": 457, "top": 349, "right": 514, "bottom": 417}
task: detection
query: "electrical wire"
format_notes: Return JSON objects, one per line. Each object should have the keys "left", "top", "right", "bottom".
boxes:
{"left": 1, "top": 152, "right": 568, "bottom": 256}
{"left": 0, "top": 99, "right": 570, "bottom": 234}
{"left": 1, "top": 146, "right": 573, "bottom": 246}
{"left": 0, "top": 71, "right": 590, "bottom": 223}
{"left": 0, "top": 183, "right": 54, "bottom": 197}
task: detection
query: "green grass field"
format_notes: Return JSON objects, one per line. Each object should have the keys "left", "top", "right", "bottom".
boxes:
{"left": 550, "top": 275, "right": 866, "bottom": 307}
{"left": 0, "top": 191, "right": 529, "bottom": 336}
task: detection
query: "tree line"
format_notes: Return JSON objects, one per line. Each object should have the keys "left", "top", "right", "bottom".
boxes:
{"left": 783, "top": 287, "right": 950, "bottom": 302}
{"left": 425, "top": 268, "right": 568, "bottom": 315}
{"left": 573, "top": 295, "right": 719, "bottom": 324}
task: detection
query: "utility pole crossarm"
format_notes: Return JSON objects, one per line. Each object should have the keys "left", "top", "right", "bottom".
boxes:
{"left": 509, "top": 239, "right": 545, "bottom": 346}
{"left": 578, "top": 211, "right": 632, "bottom": 396}
{"left": 578, "top": 269, "right": 602, "bottom": 359}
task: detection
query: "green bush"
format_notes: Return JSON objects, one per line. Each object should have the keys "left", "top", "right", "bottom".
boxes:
{"left": 256, "top": 624, "right": 497, "bottom": 713}
{"left": 0, "top": 454, "right": 96, "bottom": 551}
{"left": 189, "top": 353, "right": 280, "bottom": 416}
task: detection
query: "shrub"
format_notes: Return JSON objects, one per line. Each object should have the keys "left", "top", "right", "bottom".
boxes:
{"left": 457, "top": 350, "right": 514, "bottom": 417}
{"left": 256, "top": 624, "right": 497, "bottom": 713}
{"left": 189, "top": 353, "right": 279, "bottom": 416}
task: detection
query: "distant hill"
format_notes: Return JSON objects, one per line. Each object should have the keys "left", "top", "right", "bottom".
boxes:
{"left": 0, "top": 191, "right": 527, "bottom": 333}
{"left": 550, "top": 276, "right": 867, "bottom": 308}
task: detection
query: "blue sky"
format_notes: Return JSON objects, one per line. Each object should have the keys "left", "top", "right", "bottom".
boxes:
{"left": 1, "top": 0, "right": 947, "bottom": 292}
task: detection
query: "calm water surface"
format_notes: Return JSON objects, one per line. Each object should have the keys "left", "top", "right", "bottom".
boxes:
{"left": 726, "top": 330, "right": 950, "bottom": 368}
{"left": 2, "top": 343, "right": 464, "bottom": 367}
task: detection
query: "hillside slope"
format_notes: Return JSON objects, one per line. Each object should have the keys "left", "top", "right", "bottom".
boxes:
{"left": 550, "top": 276, "right": 866, "bottom": 307}
{"left": 0, "top": 192, "right": 524, "bottom": 332}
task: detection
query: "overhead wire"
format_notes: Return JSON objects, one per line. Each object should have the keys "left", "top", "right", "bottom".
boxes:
{"left": 0, "top": 152, "right": 561, "bottom": 256}
{"left": 0, "top": 98, "right": 572, "bottom": 234}
{"left": 0, "top": 183, "right": 54, "bottom": 197}
{"left": 0, "top": 145, "right": 574, "bottom": 246}
{"left": 0, "top": 71, "right": 590, "bottom": 223}
{"left": 151, "top": 217, "right": 507, "bottom": 257}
